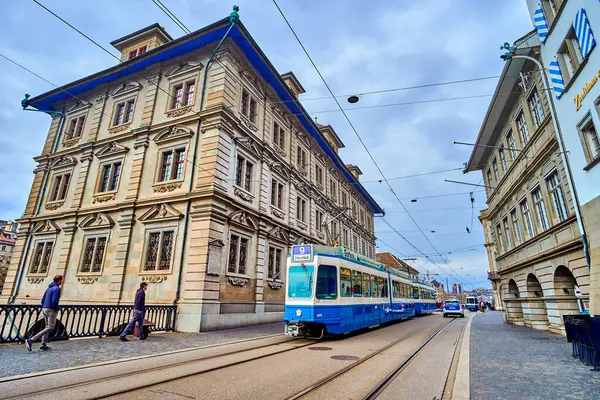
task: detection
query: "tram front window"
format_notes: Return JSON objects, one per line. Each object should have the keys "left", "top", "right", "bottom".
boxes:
{"left": 288, "top": 265, "right": 314, "bottom": 299}
{"left": 316, "top": 265, "right": 337, "bottom": 299}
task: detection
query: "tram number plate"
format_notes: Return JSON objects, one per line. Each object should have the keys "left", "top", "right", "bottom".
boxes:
{"left": 292, "top": 245, "right": 313, "bottom": 262}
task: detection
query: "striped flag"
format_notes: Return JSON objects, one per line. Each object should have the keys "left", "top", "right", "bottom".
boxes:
{"left": 548, "top": 59, "right": 565, "bottom": 99}
{"left": 534, "top": 4, "right": 549, "bottom": 44}
{"left": 574, "top": 8, "right": 596, "bottom": 59}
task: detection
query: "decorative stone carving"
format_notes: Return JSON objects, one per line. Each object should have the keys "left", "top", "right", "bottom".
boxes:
{"left": 267, "top": 280, "right": 283, "bottom": 290}
{"left": 273, "top": 145, "right": 287, "bottom": 158}
{"left": 154, "top": 125, "right": 193, "bottom": 144}
{"left": 79, "top": 213, "right": 114, "bottom": 230}
{"left": 271, "top": 162, "right": 289, "bottom": 180}
{"left": 27, "top": 277, "right": 44, "bottom": 284}
{"left": 96, "top": 141, "right": 129, "bottom": 158}
{"left": 229, "top": 210, "right": 259, "bottom": 230}
{"left": 228, "top": 276, "right": 249, "bottom": 286}
{"left": 139, "top": 275, "right": 168, "bottom": 283}
{"left": 139, "top": 203, "right": 183, "bottom": 223}
{"left": 165, "top": 61, "right": 203, "bottom": 79}
{"left": 50, "top": 155, "right": 77, "bottom": 169}
{"left": 297, "top": 221, "right": 308, "bottom": 231}
{"left": 108, "top": 123, "right": 131, "bottom": 135}
{"left": 62, "top": 137, "right": 81, "bottom": 148}
{"left": 95, "top": 93, "right": 107, "bottom": 103}
{"left": 234, "top": 187, "right": 254, "bottom": 202}
{"left": 45, "top": 201, "right": 64, "bottom": 211}
{"left": 77, "top": 276, "right": 98, "bottom": 284}
{"left": 316, "top": 231, "right": 325, "bottom": 240}
{"left": 92, "top": 193, "right": 116, "bottom": 203}
{"left": 240, "top": 115, "right": 259, "bottom": 132}
{"left": 268, "top": 226, "right": 289, "bottom": 242}
{"left": 271, "top": 207, "right": 284, "bottom": 219}
{"left": 165, "top": 106, "right": 193, "bottom": 118}
{"left": 153, "top": 182, "right": 183, "bottom": 193}
{"left": 31, "top": 220, "right": 60, "bottom": 234}
{"left": 109, "top": 81, "right": 141, "bottom": 97}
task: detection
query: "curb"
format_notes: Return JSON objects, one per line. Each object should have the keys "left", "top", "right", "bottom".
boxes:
{"left": 452, "top": 313, "right": 473, "bottom": 399}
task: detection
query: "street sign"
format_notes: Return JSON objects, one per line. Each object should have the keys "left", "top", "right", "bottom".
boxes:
{"left": 291, "top": 245, "right": 313, "bottom": 262}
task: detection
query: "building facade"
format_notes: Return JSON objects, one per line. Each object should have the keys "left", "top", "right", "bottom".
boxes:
{"left": 0, "top": 16, "right": 382, "bottom": 332}
{"left": 466, "top": 32, "right": 589, "bottom": 334}
{"left": 479, "top": 208, "right": 503, "bottom": 310}
{"left": 524, "top": 0, "right": 600, "bottom": 316}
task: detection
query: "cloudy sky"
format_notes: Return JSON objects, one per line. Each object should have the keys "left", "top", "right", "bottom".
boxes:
{"left": 0, "top": 0, "right": 533, "bottom": 291}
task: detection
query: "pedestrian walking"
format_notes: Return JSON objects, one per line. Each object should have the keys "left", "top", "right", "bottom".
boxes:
{"left": 119, "top": 282, "right": 148, "bottom": 341}
{"left": 25, "top": 275, "right": 63, "bottom": 351}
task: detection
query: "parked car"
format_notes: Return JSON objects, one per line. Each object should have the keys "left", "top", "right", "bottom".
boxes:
{"left": 443, "top": 299, "right": 464, "bottom": 318}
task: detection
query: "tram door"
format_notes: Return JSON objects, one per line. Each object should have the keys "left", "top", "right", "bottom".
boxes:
{"left": 352, "top": 270, "right": 364, "bottom": 330}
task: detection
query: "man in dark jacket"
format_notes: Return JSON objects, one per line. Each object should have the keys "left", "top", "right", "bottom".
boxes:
{"left": 119, "top": 282, "right": 148, "bottom": 341}
{"left": 25, "top": 275, "right": 63, "bottom": 351}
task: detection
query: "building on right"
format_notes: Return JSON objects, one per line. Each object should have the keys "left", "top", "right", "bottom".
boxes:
{"left": 524, "top": 0, "right": 600, "bottom": 316}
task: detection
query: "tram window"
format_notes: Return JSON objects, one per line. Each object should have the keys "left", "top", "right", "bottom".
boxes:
{"left": 403, "top": 283, "right": 409, "bottom": 298}
{"left": 371, "top": 275, "right": 378, "bottom": 297}
{"left": 381, "top": 278, "right": 388, "bottom": 298}
{"left": 316, "top": 265, "right": 337, "bottom": 300}
{"left": 392, "top": 281, "right": 400, "bottom": 298}
{"left": 412, "top": 287, "right": 419, "bottom": 299}
{"left": 340, "top": 267, "right": 352, "bottom": 297}
{"left": 353, "top": 270, "right": 362, "bottom": 297}
{"left": 363, "top": 273, "right": 371, "bottom": 297}
{"left": 287, "top": 265, "right": 314, "bottom": 299}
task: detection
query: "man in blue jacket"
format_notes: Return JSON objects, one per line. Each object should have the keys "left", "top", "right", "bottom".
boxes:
{"left": 119, "top": 282, "right": 148, "bottom": 341}
{"left": 25, "top": 275, "right": 63, "bottom": 351}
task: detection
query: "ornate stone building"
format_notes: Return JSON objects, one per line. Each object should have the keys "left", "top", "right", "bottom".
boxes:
{"left": 465, "top": 32, "right": 589, "bottom": 334}
{"left": 478, "top": 208, "right": 503, "bottom": 310}
{"left": 0, "top": 16, "right": 382, "bottom": 332}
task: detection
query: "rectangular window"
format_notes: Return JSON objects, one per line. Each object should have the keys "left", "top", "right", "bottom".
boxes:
{"left": 499, "top": 146, "right": 508, "bottom": 172}
{"left": 66, "top": 116, "right": 85, "bottom": 140}
{"left": 235, "top": 155, "right": 254, "bottom": 192}
{"left": 273, "top": 122, "right": 285, "bottom": 149}
{"left": 29, "top": 241, "right": 53, "bottom": 274}
{"left": 296, "top": 197, "right": 306, "bottom": 222}
{"left": 159, "top": 148, "right": 185, "bottom": 182}
{"left": 352, "top": 270, "right": 362, "bottom": 296}
{"left": 516, "top": 112, "right": 529, "bottom": 145}
{"left": 352, "top": 235, "right": 358, "bottom": 252}
{"left": 343, "top": 228, "right": 349, "bottom": 246}
{"left": 528, "top": 89, "right": 545, "bottom": 129}
{"left": 341, "top": 192, "right": 348, "bottom": 208}
{"left": 492, "top": 159, "right": 500, "bottom": 183}
{"left": 496, "top": 224, "right": 505, "bottom": 253}
{"left": 557, "top": 29, "right": 583, "bottom": 83}
{"left": 240, "top": 89, "right": 257, "bottom": 123}
{"left": 144, "top": 230, "right": 174, "bottom": 271}
{"left": 520, "top": 199, "right": 536, "bottom": 240}
{"left": 511, "top": 209, "right": 523, "bottom": 245}
{"left": 359, "top": 209, "right": 365, "bottom": 226}
{"left": 270, "top": 179, "right": 284, "bottom": 209}
{"left": 363, "top": 273, "right": 372, "bottom": 297}
{"left": 99, "top": 161, "right": 122, "bottom": 192}
{"left": 80, "top": 237, "right": 107, "bottom": 273}
{"left": 227, "top": 233, "right": 249, "bottom": 275}
{"left": 546, "top": 171, "right": 568, "bottom": 223}
{"left": 329, "top": 179, "right": 337, "bottom": 202}
{"left": 267, "top": 246, "right": 283, "bottom": 280}
{"left": 579, "top": 116, "right": 600, "bottom": 165}
{"left": 340, "top": 267, "right": 352, "bottom": 297}
{"left": 316, "top": 265, "right": 337, "bottom": 299}
{"left": 288, "top": 265, "right": 314, "bottom": 299}
{"left": 532, "top": 187, "right": 549, "bottom": 231}
{"left": 506, "top": 131, "right": 518, "bottom": 160}
{"left": 316, "top": 210, "right": 323, "bottom": 232}
{"left": 171, "top": 81, "right": 195, "bottom": 109}
{"left": 128, "top": 50, "right": 138, "bottom": 60}
{"left": 49, "top": 173, "right": 71, "bottom": 202}
{"left": 315, "top": 165, "right": 324, "bottom": 186}
{"left": 487, "top": 169, "right": 494, "bottom": 187}
{"left": 503, "top": 217, "right": 513, "bottom": 250}
{"left": 114, "top": 100, "right": 135, "bottom": 125}
{"left": 296, "top": 146, "right": 307, "bottom": 171}
{"left": 331, "top": 220, "right": 338, "bottom": 239}
{"left": 137, "top": 45, "right": 147, "bottom": 55}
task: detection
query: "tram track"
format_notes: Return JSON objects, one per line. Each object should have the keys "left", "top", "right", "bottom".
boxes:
{"left": 286, "top": 317, "right": 456, "bottom": 400}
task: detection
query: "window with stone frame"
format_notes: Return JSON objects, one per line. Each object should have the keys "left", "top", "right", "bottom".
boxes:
{"left": 541, "top": 0, "right": 564, "bottom": 28}
{"left": 496, "top": 224, "right": 505, "bottom": 253}
{"left": 506, "top": 131, "right": 518, "bottom": 160}
{"left": 316, "top": 209, "right": 324, "bottom": 232}
{"left": 296, "top": 146, "right": 307, "bottom": 172}
{"left": 240, "top": 89, "right": 257, "bottom": 124}
{"left": 341, "top": 191, "right": 348, "bottom": 209}
{"left": 273, "top": 121, "right": 285, "bottom": 149}
{"left": 235, "top": 154, "right": 254, "bottom": 193}
{"left": 499, "top": 146, "right": 508, "bottom": 172}
{"left": 492, "top": 158, "right": 500, "bottom": 183}
{"left": 578, "top": 114, "right": 600, "bottom": 166}
{"left": 329, "top": 178, "right": 338, "bottom": 203}
{"left": 170, "top": 80, "right": 196, "bottom": 109}
{"left": 49, "top": 172, "right": 71, "bottom": 202}
{"left": 296, "top": 196, "right": 307, "bottom": 223}
{"left": 270, "top": 179, "right": 284, "bottom": 209}
{"left": 359, "top": 209, "right": 365, "bottom": 226}
{"left": 486, "top": 169, "right": 494, "bottom": 187}
{"left": 128, "top": 45, "right": 148, "bottom": 60}
{"left": 351, "top": 201, "right": 357, "bottom": 219}
{"left": 546, "top": 171, "right": 568, "bottom": 223}
{"left": 520, "top": 198, "right": 536, "bottom": 240}
{"left": 79, "top": 236, "right": 107, "bottom": 273}
{"left": 532, "top": 186, "right": 550, "bottom": 231}
{"left": 267, "top": 245, "right": 283, "bottom": 280}
{"left": 342, "top": 227, "right": 349, "bottom": 246}
{"left": 511, "top": 208, "right": 524, "bottom": 245}
{"left": 516, "top": 112, "right": 529, "bottom": 145}
{"left": 159, "top": 148, "right": 185, "bottom": 182}
{"left": 143, "top": 230, "right": 174, "bottom": 271}
{"left": 113, "top": 99, "right": 135, "bottom": 126}
{"left": 557, "top": 30, "right": 583, "bottom": 85}
{"left": 98, "top": 161, "right": 122, "bottom": 193}
{"left": 315, "top": 164, "right": 324, "bottom": 187}
{"left": 65, "top": 115, "right": 85, "bottom": 142}
{"left": 528, "top": 89, "right": 545, "bottom": 129}
{"left": 331, "top": 220, "right": 338, "bottom": 241}
{"left": 228, "top": 233, "right": 249, "bottom": 275}
{"left": 29, "top": 241, "right": 53, "bottom": 274}
{"left": 503, "top": 217, "right": 513, "bottom": 250}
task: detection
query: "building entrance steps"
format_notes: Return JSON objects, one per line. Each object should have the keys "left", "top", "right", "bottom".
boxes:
{"left": 0, "top": 322, "right": 284, "bottom": 380}
{"left": 470, "top": 311, "right": 600, "bottom": 399}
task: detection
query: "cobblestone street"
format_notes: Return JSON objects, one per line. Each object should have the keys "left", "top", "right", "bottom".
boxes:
{"left": 470, "top": 311, "right": 600, "bottom": 400}
{"left": 0, "top": 322, "right": 284, "bottom": 379}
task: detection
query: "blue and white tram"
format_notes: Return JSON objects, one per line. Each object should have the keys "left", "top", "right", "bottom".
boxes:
{"left": 284, "top": 244, "right": 417, "bottom": 337}
{"left": 412, "top": 281, "right": 437, "bottom": 315}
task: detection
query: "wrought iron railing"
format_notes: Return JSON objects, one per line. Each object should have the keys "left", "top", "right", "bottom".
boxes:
{"left": 0, "top": 304, "right": 176, "bottom": 343}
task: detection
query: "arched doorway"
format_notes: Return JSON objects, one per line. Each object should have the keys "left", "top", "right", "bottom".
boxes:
{"left": 524, "top": 274, "right": 549, "bottom": 330}
{"left": 550, "top": 266, "right": 580, "bottom": 334}
{"left": 504, "top": 279, "right": 523, "bottom": 325}
{"left": 553, "top": 265, "right": 577, "bottom": 295}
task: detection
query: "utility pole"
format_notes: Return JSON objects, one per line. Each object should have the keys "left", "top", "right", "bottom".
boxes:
{"left": 446, "top": 277, "right": 449, "bottom": 295}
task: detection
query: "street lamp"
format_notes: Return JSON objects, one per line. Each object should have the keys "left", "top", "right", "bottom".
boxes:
{"left": 500, "top": 42, "right": 591, "bottom": 270}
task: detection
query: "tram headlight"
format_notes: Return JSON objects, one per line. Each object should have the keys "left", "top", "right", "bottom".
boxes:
{"left": 296, "top": 309, "right": 302, "bottom": 317}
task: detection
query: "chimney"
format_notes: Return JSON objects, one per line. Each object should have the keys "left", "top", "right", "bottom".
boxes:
{"left": 281, "top": 71, "right": 306, "bottom": 99}
{"left": 346, "top": 164, "right": 363, "bottom": 181}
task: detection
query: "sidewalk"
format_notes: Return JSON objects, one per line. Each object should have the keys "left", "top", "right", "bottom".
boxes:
{"left": 0, "top": 322, "right": 284, "bottom": 379}
{"left": 470, "top": 311, "right": 600, "bottom": 400}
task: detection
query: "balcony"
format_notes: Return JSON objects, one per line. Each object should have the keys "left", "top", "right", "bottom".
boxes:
{"left": 488, "top": 271, "right": 501, "bottom": 281}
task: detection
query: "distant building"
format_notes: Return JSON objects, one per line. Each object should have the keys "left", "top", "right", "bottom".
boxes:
{"left": 0, "top": 221, "right": 18, "bottom": 293}
{"left": 376, "top": 252, "right": 419, "bottom": 280}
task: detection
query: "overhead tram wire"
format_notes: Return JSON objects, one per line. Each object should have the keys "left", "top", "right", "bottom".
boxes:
{"left": 271, "top": 0, "right": 469, "bottom": 284}
{"left": 361, "top": 167, "right": 464, "bottom": 183}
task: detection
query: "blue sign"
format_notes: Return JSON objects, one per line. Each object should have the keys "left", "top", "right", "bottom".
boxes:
{"left": 292, "top": 245, "right": 312, "bottom": 262}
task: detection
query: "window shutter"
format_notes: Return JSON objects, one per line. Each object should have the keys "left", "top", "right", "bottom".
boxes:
{"left": 573, "top": 8, "right": 596, "bottom": 59}
{"left": 548, "top": 58, "right": 565, "bottom": 99}
{"left": 534, "top": 4, "right": 549, "bottom": 44}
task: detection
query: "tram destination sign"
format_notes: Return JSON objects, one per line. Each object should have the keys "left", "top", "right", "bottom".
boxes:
{"left": 291, "top": 245, "right": 313, "bottom": 262}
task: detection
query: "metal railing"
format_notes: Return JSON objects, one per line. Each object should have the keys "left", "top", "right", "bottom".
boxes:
{"left": 0, "top": 304, "right": 176, "bottom": 343}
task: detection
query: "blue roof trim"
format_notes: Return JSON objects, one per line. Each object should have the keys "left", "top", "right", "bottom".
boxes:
{"left": 28, "top": 20, "right": 383, "bottom": 215}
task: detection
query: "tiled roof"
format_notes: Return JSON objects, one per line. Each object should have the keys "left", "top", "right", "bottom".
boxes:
{"left": 0, "top": 232, "right": 16, "bottom": 246}
{"left": 376, "top": 252, "right": 419, "bottom": 275}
